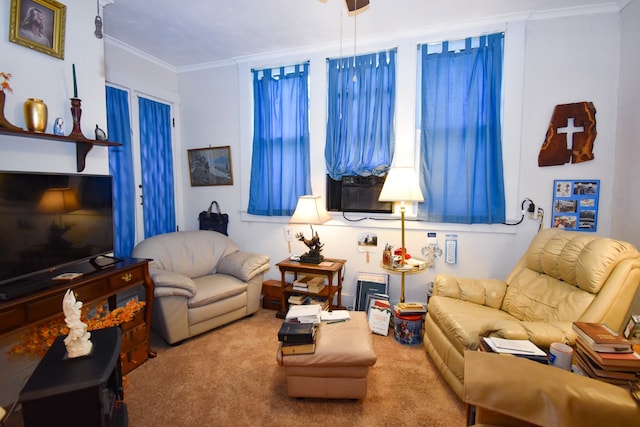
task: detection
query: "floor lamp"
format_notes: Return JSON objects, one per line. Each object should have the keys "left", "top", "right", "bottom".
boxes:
{"left": 378, "top": 167, "right": 424, "bottom": 302}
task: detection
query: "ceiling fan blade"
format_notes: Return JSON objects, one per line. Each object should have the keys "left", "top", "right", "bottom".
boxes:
{"left": 345, "top": 0, "right": 369, "bottom": 12}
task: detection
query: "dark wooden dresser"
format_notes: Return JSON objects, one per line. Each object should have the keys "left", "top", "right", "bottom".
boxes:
{"left": 0, "top": 257, "right": 155, "bottom": 374}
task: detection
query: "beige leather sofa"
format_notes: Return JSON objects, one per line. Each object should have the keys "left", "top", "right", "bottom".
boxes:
{"left": 132, "top": 230, "right": 270, "bottom": 344}
{"left": 464, "top": 350, "right": 640, "bottom": 426}
{"left": 424, "top": 228, "right": 640, "bottom": 400}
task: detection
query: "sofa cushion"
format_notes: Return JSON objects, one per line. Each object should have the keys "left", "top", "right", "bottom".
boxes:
{"left": 428, "top": 296, "right": 517, "bottom": 352}
{"left": 188, "top": 274, "right": 248, "bottom": 308}
{"left": 132, "top": 230, "right": 239, "bottom": 279}
{"left": 434, "top": 276, "right": 506, "bottom": 309}
{"left": 524, "top": 229, "right": 639, "bottom": 294}
{"left": 501, "top": 268, "right": 595, "bottom": 322}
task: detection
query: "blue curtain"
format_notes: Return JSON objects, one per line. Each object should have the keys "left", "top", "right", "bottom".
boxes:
{"left": 138, "top": 96, "right": 176, "bottom": 237}
{"left": 248, "top": 63, "right": 311, "bottom": 216}
{"left": 417, "top": 34, "right": 505, "bottom": 224}
{"left": 106, "top": 86, "right": 135, "bottom": 258}
{"left": 325, "top": 49, "right": 396, "bottom": 180}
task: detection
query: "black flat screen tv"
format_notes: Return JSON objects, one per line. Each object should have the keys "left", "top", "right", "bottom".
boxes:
{"left": 0, "top": 171, "right": 114, "bottom": 299}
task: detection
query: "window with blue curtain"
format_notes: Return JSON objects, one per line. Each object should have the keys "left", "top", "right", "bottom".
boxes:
{"left": 106, "top": 86, "right": 135, "bottom": 258}
{"left": 417, "top": 33, "right": 506, "bottom": 224}
{"left": 325, "top": 49, "right": 396, "bottom": 180}
{"left": 138, "top": 96, "right": 176, "bottom": 237}
{"left": 248, "top": 63, "right": 311, "bottom": 216}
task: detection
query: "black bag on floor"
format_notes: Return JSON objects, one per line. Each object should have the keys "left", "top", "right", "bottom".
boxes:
{"left": 198, "top": 201, "right": 229, "bottom": 235}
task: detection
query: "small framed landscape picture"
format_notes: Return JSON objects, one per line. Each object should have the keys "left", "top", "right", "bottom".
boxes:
{"left": 188, "top": 146, "right": 234, "bottom": 186}
{"left": 9, "top": 0, "right": 66, "bottom": 60}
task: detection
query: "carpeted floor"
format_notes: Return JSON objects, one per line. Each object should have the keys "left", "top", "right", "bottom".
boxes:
{"left": 122, "top": 308, "right": 465, "bottom": 427}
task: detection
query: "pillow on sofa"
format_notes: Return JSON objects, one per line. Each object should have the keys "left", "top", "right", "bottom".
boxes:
{"left": 149, "top": 268, "right": 197, "bottom": 298}
{"left": 217, "top": 251, "right": 270, "bottom": 281}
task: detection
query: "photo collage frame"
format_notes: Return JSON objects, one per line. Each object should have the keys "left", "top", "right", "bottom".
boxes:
{"left": 552, "top": 179, "right": 600, "bottom": 232}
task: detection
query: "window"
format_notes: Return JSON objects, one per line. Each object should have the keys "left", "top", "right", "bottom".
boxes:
{"left": 417, "top": 34, "right": 506, "bottom": 224}
{"left": 325, "top": 49, "right": 396, "bottom": 180}
{"left": 248, "top": 63, "right": 311, "bottom": 216}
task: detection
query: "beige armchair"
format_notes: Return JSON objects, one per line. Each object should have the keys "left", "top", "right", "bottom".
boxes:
{"left": 424, "top": 228, "right": 640, "bottom": 400}
{"left": 464, "top": 350, "right": 640, "bottom": 426}
{"left": 132, "top": 230, "right": 270, "bottom": 344}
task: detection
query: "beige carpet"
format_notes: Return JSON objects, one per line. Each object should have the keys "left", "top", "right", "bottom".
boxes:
{"left": 123, "top": 308, "right": 465, "bottom": 427}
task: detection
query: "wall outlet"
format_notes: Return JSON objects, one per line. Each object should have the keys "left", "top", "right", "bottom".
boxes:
{"left": 528, "top": 203, "right": 537, "bottom": 219}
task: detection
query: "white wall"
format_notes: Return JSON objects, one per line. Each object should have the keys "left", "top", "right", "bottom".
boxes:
{"left": 0, "top": 0, "right": 110, "bottom": 408}
{"left": 170, "top": 10, "right": 625, "bottom": 307}
{"left": 520, "top": 12, "right": 620, "bottom": 239}
{"left": 1, "top": 2, "right": 636, "bottom": 409}
{"left": 0, "top": 1, "right": 109, "bottom": 175}
{"left": 612, "top": 0, "right": 640, "bottom": 245}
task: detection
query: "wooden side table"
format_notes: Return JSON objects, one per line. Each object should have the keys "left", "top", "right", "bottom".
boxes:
{"left": 275, "top": 258, "right": 346, "bottom": 318}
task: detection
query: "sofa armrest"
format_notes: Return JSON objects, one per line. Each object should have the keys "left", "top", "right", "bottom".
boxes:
{"left": 464, "top": 350, "right": 640, "bottom": 427}
{"left": 217, "top": 252, "right": 270, "bottom": 281}
{"left": 434, "top": 274, "right": 506, "bottom": 309}
{"left": 480, "top": 320, "right": 575, "bottom": 349}
{"left": 149, "top": 267, "right": 197, "bottom": 298}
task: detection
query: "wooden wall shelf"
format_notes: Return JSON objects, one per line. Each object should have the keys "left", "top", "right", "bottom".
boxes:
{"left": 0, "top": 127, "right": 121, "bottom": 172}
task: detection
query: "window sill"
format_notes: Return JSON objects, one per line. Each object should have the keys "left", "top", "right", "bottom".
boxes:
{"left": 240, "top": 211, "right": 520, "bottom": 235}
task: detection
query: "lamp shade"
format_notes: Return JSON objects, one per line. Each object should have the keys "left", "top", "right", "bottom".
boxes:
{"left": 378, "top": 167, "right": 424, "bottom": 203}
{"left": 289, "top": 195, "right": 331, "bottom": 225}
{"left": 37, "top": 188, "right": 80, "bottom": 213}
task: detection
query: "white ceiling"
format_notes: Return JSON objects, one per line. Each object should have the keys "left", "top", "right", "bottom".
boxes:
{"left": 102, "top": 0, "right": 623, "bottom": 70}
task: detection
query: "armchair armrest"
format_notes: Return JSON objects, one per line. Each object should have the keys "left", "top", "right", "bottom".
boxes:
{"left": 464, "top": 350, "right": 640, "bottom": 427}
{"left": 434, "top": 274, "right": 506, "bottom": 309}
{"left": 148, "top": 267, "right": 196, "bottom": 298}
{"left": 217, "top": 251, "right": 270, "bottom": 281}
{"left": 479, "top": 320, "right": 575, "bottom": 349}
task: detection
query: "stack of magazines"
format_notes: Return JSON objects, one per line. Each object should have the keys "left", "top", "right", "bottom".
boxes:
{"left": 285, "top": 303, "right": 322, "bottom": 324}
{"left": 481, "top": 337, "right": 548, "bottom": 364}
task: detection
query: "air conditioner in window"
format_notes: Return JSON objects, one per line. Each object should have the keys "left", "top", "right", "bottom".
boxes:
{"left": 326, "top": 174, "right": 392, "bottom": 213}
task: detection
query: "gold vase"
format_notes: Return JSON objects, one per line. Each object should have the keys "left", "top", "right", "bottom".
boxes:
{"left": 24, "top": 98, "right": 48, "bottom": 133}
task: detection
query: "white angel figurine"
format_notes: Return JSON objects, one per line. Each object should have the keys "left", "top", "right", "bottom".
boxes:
{"left": 62, "top": 289, "right": 93, "bottom": 358}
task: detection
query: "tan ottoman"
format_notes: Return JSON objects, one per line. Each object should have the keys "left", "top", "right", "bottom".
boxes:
{"left": 276, "top": 311, "right": 377, "bottom": 399}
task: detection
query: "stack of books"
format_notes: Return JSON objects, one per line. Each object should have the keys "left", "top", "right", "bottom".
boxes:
{"left": 308, "top": 296, "right": 329, "bottom": 310}
{"left": 394, "top": 302, "right": 427, "bottom": 316}
{"left": 277, "top": 321, "right": 317, "bottom": 355}
{"left": 288, "top": 294, "right": 309, "bottom": 305}
{"left": 572, "top": 322, "right": 640, "bottom": 387}
{"left": 285, "top": 303, "right": 322, "bottom": 324}
{"left": 292, "top": 275, "right": 325, "bottom": 293}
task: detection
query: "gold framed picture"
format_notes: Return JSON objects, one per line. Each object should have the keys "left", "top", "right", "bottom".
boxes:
{"left": 9, "top": 0, "right": 66, "bottom": 60}
{"left": 187, "top": 146, "right": 234, "bottom": 186}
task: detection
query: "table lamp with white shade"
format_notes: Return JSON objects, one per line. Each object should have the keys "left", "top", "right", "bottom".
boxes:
{"left": 289, "top": 195, "right": 332, "bottom": 264}
{"left": 378, "top": 167, "right": 424, "bottom": 302}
